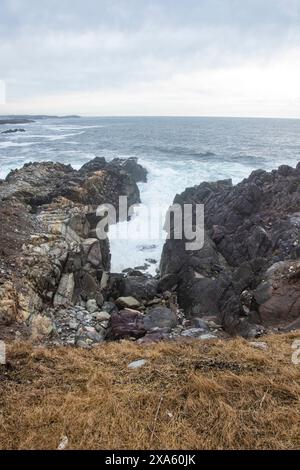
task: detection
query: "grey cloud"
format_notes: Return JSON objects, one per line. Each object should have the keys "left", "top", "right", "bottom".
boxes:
{"left": 1, "top": 0, "right": 300, "bottom": 102}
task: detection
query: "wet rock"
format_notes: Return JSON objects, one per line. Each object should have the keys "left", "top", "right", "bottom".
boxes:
{"left": 134, "top": 264, "right": 150, "bottom": 271}
{"left": 143, "top": 306, "right": 178, "bottom": 331}
{"left": 111, "top": 157, "right": 148, "bottom": 183}
{"left": 157, "top": 274, "right": 178, "bottom": 293}
{"left": 122, "top": 268, "right": 144, "bottom": 277}
{"left": 1, "top": 128, "right": 26, "bottom": 134}
{"left": 121, "top": 276, "right": 158, "bottom": 301}
{"left": 80, "top": 156, "right": 148, "bottom": 183}
{"left": 138, "top": 244, "right": 157, "bottom": 251}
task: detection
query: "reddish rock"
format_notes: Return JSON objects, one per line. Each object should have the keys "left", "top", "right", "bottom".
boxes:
{"left": 109, "top": 309, "right": 146, "bottom": 340}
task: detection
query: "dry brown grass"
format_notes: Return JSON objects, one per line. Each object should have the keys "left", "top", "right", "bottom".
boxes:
{"left": 0, "top": 333, "right": 300, "bottom": 450}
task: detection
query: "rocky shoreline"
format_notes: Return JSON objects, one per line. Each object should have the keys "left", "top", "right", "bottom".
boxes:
{"left": 0, "top": 157, "right": 299, "bottom": 347}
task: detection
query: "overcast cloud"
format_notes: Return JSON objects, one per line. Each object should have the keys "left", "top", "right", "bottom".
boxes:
{"left": 1, "top": 0, "right": 300, "bottom": 116}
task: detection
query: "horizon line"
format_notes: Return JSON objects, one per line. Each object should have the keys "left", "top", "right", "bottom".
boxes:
{"left": 1, "top": 113, "right": 300, "bottom": 120}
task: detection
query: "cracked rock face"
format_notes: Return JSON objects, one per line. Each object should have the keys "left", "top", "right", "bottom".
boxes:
{"left": 160, "top": 162, "right": 300, "bottom": 337}
{"left": 0, "top": 157, "right": 145, "bottom": 343}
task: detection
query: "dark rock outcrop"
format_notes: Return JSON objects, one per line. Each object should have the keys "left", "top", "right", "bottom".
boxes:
{"left": 160, "top": 163, "right": 300, "bottom": 337}
{"left": 121, "top": 276, "right": 158, "bottom": 301}
{"left": 80, "top": 156, "right": 147, "bottom": 183}
{"left": 2, "top": 159, "right": 140, "bottom": 208}
{"left": 0, "top": 118, "right": 34, "bottom": 125}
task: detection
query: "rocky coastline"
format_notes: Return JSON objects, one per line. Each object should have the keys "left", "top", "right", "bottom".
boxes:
{"left": 0, "top": 157, "right": 299, "bottom": 347}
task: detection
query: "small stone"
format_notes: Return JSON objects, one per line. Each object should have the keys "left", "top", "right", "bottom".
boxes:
{"left": 249, "top": 341, "right": 268, "bottom": 351}
{"left": 207, "top": 320, "right": 222, "bottom": 329}
{"left": 69, "top": 320, "right": 78, "bottom": 330}
{"left": 128, "top": 359, "right": 147, "bottom": 369}
{"left": 191, "top": 318, "right": 210, "bottom": 330}
{"left": 94, "top": 311, "right": 111, "bottom": 322}
{"left": 146, "top": 298, "right": 162, "bottom": 306}
{"left": 85, "top": 326, "right": 96, "bottom": 333}
{"left": 86, "top": 299, "right": 99, "bottom": 314}
{"left": 57, "top": 436, "right": 69, "bottom": 450}
{"left": 95, "top": 323, "right": 105, "bottom": 333}
{"left": 116, "top": 296, "right": 141, "bottom": 309}
{"left": 102, "top": 302, "right": 118, "bottom": 314}
{"left": 181, "top": 328, "right": 207, "bottom": 338}
{"left": 76, "top": 340, "right": 90, "bottom": 349}
{"left": 199, "top": 333, "right": 218, "bottom": 340}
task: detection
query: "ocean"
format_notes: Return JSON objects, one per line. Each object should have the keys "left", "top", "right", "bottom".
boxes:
{"left": 1, "top": 116, "right": 300, "bottom": 274}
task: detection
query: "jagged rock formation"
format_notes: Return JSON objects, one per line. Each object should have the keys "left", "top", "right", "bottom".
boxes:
{"left": 160, "top": 163, "right": 300, "bottom": 337}
{"left": 1, "top": 157, "right": 299, "bottom": 345}
{"left": 79, "top": 156, "right": 147, "bottom": 183}
{"left": 0, "top": 157, "right": 144, "bottom": 344}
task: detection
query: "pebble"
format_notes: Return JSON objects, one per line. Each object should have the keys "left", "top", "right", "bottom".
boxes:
{"left": 181, "top": 328, "right": 207, "bottom": 338}
{"left": 94, "top": 311, "right": 111, "bottom": 322}
{"left": 128, "top": 359, "right": 147, "bottom": 369}
{"left": 249, "top": 341, "right": 268, "bottom": 351}
{"left": 69, "top": 320, "right": 78, "bottom": 330}
{"left": 57, "top": 436, "right": 69, "bottom": 450}
{"left": 199, "top": 333, "right": 218, "bottom": 340}
{"left": 86, "top": 299, "right": 99, "bottom": 314}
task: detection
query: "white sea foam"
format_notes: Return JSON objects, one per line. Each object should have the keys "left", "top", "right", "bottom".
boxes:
{"left": 45, "top": 125, "right": 105, "bottom": 131}
{"left": 0, "top": 141, "right": 38, "bottom": 148}
{"left": 45, "top": 131, "right": 85, "bottom": 141}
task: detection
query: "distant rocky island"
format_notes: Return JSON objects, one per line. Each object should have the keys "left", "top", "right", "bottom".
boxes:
{"left": 0, "top": 156, "right": 299, "bottom": 347}
{"left": 1, "top": 128, "right": 26, "bottom": 134}
{"left": 0, "top": 115, "right": 81, "bottom": 125}
{"left": 0, "top": 118, "right": 35, "bottom": 125}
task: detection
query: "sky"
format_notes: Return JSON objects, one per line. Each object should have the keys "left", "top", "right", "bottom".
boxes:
{"left": 1, "top": 0, "right": 300, "bottom": 117}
